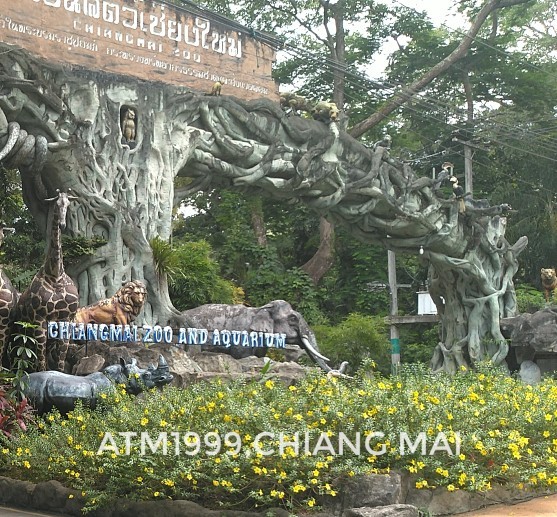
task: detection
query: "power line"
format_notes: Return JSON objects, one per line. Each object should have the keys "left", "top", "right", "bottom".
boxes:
{"left": 279, "top": 41, "right": 557, "bottom": 165}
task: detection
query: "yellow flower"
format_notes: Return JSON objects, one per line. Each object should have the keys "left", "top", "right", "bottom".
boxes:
{"left": 213, "top": 480, "right": 220, "bottom": 486}
{"left": 265, "top": 380, "right": 274, "bottom": 389}
{"left": 307, "top": 498, "right": 316, "bottom": 507}
{"left": 447, "top": 485, "right": 456, "bottom": 492}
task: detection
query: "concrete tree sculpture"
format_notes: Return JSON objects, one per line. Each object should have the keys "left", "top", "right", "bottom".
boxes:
{"left": 0, "top": 49, "right": 526, "bottom": 373}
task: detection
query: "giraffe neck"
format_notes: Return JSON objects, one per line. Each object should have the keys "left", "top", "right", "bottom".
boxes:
{"left": 44, "top": 203, "right": 64, "bottom": 278}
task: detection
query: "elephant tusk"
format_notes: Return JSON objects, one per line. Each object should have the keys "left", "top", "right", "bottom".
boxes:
{"left": 301, "top": 335, "right": 330, "bottom": 362}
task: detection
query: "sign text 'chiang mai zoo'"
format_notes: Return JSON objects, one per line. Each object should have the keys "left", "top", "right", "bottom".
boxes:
{"left": 0, "top": 0, "right": 278, "bottom": 99}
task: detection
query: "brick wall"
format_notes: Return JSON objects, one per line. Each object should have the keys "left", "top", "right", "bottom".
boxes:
{"left": 0, "top": 0, "right": 278, "bottom": 100}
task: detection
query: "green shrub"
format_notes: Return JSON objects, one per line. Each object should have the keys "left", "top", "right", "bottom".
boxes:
{"left": 313, "top": 313, "right": 390, "bottom": 374}
{"left": 150, "top": 238, "right": 242, "bottom": 310}
{"left": 515, "top": 284, "right": 547, "bottom": 313}
{"left": 402, "top": 325, "right": 439, "bottom": 365}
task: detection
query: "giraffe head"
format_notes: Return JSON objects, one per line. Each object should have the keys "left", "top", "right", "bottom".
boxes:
{"left": 45, "top": 190, "right": 78, "bottom": 229}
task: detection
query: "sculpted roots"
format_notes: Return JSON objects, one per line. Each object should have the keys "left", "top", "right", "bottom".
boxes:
{"left": 541, "top": 268, "right": 557, "bottom": 302}
{"left": 74, "top": 280, "right": 147, "bottom": 326}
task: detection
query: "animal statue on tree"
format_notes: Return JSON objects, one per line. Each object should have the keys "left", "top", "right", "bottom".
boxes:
{"left": 182, "top": 300, "right": 333, "bottom": 372}
{"left": 9, "top": 190, "right": 79, "bottom": 372}
{"left": 24, "top": 355, "right": 173, "bottom": 415}
{"left": 541, "top": 268, "right": 557, "bottom": 302}
{"left": 0, "top": 224, "right": 19, "bottom": 368}
{"left": 121, "top": 108, "right": 137, "bottom": 144}
{"left": 73, "top": 280, "right": 147, "bottom": 326}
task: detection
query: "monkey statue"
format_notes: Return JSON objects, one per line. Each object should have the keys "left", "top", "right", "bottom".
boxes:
{"left": 210, "top": 81, "right": 222, "bottom": 96}
{"left": 121, "top": 108, "right": 136, "bottom": 143}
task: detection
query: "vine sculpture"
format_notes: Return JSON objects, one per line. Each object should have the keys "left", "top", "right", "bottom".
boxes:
{"left": 0, "top": 47, "right": 527, "bottom": 373}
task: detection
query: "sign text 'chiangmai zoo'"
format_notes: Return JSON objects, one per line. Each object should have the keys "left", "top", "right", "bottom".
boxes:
{"left": 47, "top": 321, "right": 287, "bottom": 348}
{"left": 0, "top": 0, "right": 279, "bottom": 99}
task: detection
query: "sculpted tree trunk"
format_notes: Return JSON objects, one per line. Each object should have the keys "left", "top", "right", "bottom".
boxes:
{"left": 0, "top": 47, "right": 526, "bottom": 373}
{"left": 0, "top": 50, "right": 195, "bottom": 326}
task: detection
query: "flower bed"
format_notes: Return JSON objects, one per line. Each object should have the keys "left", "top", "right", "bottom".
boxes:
{"left": 0, "top": 364, "right": 556, "bottom": 514}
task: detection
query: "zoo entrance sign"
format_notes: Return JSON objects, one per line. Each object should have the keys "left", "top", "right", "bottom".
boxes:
{"left": 0, "top": 0, "right": 278, "bottom": 99}
{"left": 47, "top": 321, "right": 287, "bottom": 350}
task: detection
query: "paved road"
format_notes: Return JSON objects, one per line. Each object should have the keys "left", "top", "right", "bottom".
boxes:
{"left": 3, "top": 495, "right": 557, "bottom": 517}
{"left": 0, "top": 509, "right": 63, "bottom": 517}
{"left": 459, "top": 493, "right": 557, "bottom": 516}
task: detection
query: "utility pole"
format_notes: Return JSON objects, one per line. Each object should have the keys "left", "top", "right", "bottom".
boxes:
{"left": 387, "top": 249, "right": 400, "bottom": 374}
{"left": 463, "top": 143, "right": 473, "bottom": 195}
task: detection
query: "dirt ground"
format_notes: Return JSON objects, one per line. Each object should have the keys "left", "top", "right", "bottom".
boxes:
{"left": 459, "top": 493, "right": 557, "bottom": 516}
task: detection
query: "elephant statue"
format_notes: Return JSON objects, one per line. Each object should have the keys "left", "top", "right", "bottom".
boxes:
{"left": 182, "top": 300, "right": 332, "bottom": 372}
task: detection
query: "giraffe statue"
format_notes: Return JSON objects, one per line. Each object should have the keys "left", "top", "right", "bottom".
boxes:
{"left": 11, "top": 191, "right": 79, "bottom": 372}
{"left": 0, "top": 224, "right": 19, "bottom": 368}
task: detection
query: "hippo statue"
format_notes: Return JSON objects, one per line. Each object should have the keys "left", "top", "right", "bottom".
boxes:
{"left": 24, "top": 355, "right": 173, "bottom": 415}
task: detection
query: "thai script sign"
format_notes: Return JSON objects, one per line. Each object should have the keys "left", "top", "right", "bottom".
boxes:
{"left": 0, "top": 0, "right": 278, "bottom": 99}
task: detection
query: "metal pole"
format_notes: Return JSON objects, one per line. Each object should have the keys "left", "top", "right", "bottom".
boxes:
{"left": 387, "top": 249, "right": 400, "bottom": 374}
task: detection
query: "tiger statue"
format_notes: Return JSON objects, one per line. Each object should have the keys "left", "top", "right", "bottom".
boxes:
{"left": 541, "top": 268, "right": 557, "bottom": 302}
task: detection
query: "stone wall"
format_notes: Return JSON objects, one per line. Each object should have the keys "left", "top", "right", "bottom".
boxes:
{"left": 0, "top": 471, "right": 552, "bottom": 516}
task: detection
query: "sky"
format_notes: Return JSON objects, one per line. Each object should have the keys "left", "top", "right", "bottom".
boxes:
{"left": 390, "top": 0, "right": 464, "bottom": 28}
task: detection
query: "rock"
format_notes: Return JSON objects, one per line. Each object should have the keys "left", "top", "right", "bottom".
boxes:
{"left": 0, "top": 476, "right": 35, "bottom": 507}
{"left": 519, "top": 360, "right": 541, "bottom": 385}
{"left": 343, "top": 505, "right": 420, "bottom": 517}
{"left": 238, "top": 357, "right": 307, "bottom": 384}
{"left": 65, "top": 340, "right": 313, "bottom": 389}
{"left": 502, "top": 308, "right": 557, "bottom": 353}
{"left": 338, "top": 473, "right": 403, "bottom": 511}
{"left": 73, "top": 353, "right": 105, "bottom": 375}
{"left": 32, "top": 479, "right": 72, "bottom": 510}
{"left": 193, "top": 351, "right": 244, "bottom": 374}
{"left": 164, "top": 345, "right": 203, "bottom": 387}
{"left": 426, "top": 488, "right": 486, "bottom": 516}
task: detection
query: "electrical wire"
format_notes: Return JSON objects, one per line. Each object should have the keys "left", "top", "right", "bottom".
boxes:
{"left": 170, "top": 0, "right": 557, "bottom": 194}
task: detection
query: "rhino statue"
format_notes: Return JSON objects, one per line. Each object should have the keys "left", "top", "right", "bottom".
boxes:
{"left": 24, "top": 355, "right": 173, "bottom": 415}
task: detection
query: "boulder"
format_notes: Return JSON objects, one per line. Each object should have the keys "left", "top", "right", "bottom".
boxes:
{"left": 519, "top": 360, "right": 541, "bottom": 385}
{"left": 343, "top": 505, "right": 420, "bottom": 517}
{"left": 73, "top": 353, "right": 105, "bottom": 375}
{"left": 337, "top": 473, "right": 403, "bottom": 512}
{"left": 502, "top": 308, "right": 557, "bottom": 353}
